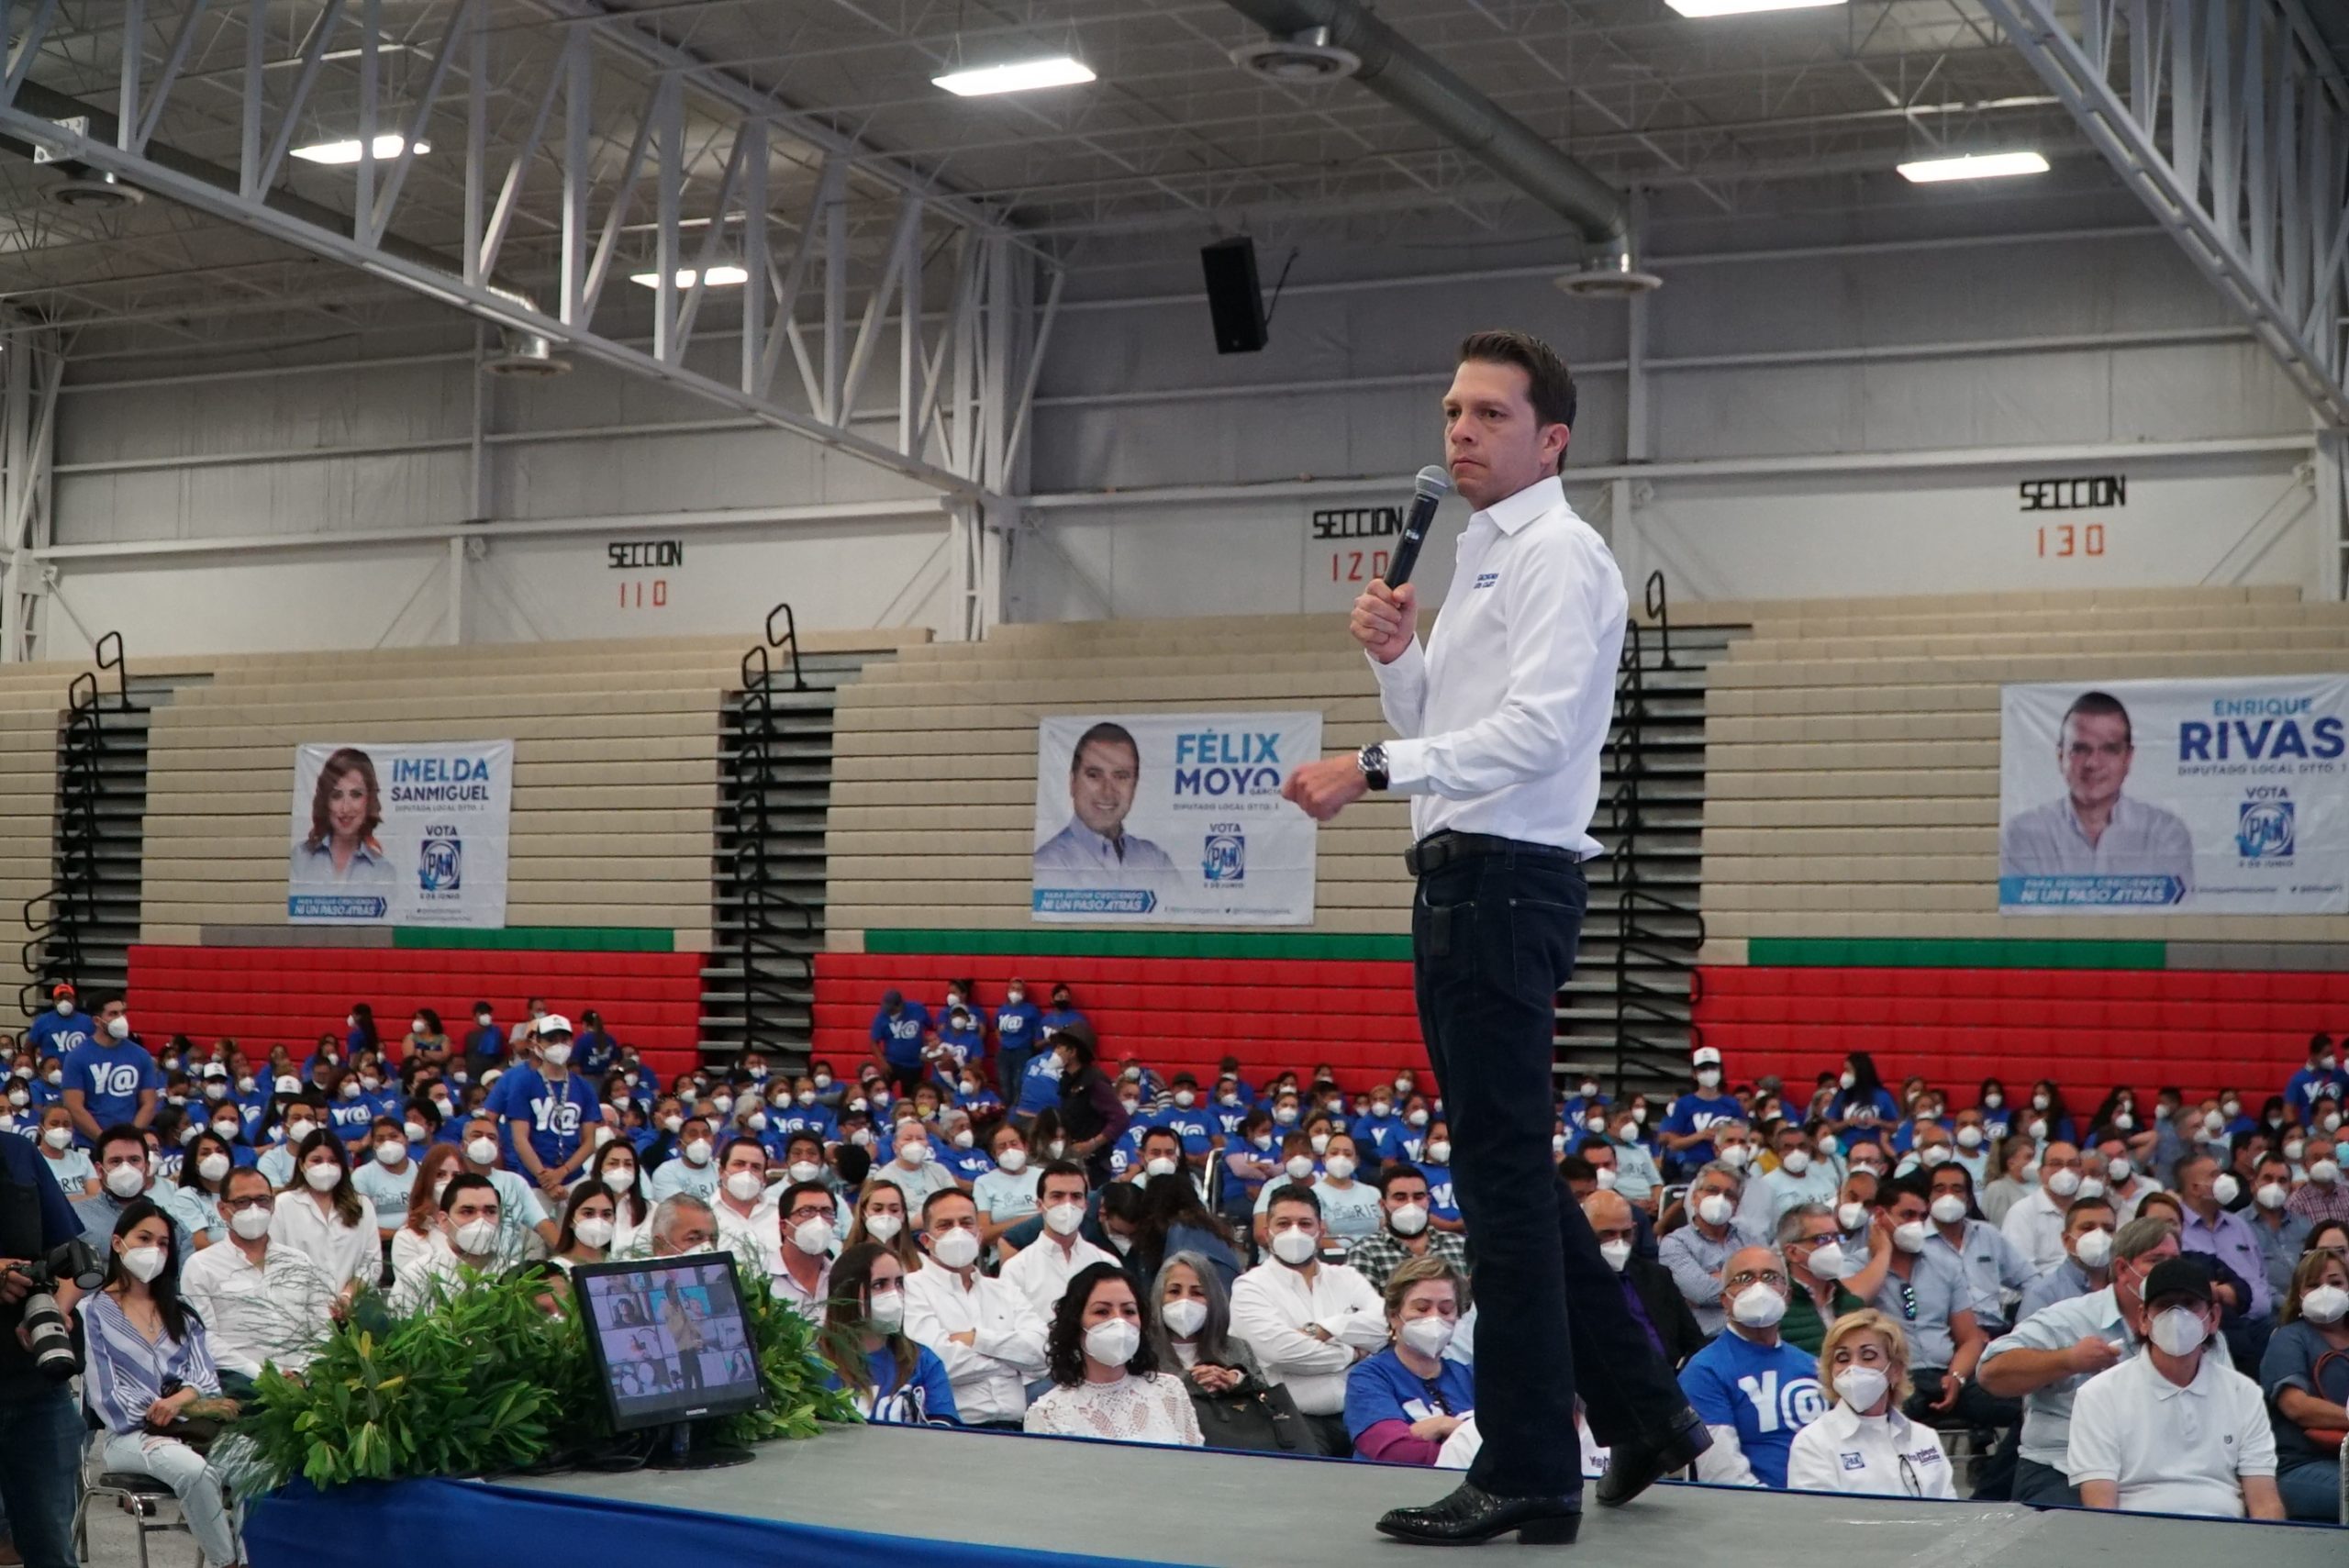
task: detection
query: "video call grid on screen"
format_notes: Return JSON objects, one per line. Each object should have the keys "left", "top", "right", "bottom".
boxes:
{"left": 576, "top": 1256, "right": 766, "bottom": 1429}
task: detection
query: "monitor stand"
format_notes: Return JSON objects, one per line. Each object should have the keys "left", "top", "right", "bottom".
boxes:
{"left": 646, "top": 1420, "right": 754, "bottom": 1472}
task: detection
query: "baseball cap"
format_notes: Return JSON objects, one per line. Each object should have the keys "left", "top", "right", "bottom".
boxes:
{"left": 530, "top": 1014, "right": 574, "bottom": 1039}
{"left": 50, "top": 982, "right": 73, "bottom": 998}
{"left": 2140, "top": 1256, "right": 2214, "bottom": 1307}
{"left": 1692, "top": 1047, "right": 1723, "bottom": 1068}
{"left": 881, "top": 989, "right": 904, "bottom": 1007}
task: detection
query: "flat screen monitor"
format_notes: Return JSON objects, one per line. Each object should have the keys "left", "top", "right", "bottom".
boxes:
{"left": 573, "top": 1253, "right": 767, "bottom": 1433}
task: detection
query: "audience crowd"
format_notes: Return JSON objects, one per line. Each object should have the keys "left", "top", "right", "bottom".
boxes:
{"left": 6, "top": 977, "right": 2348, "bottom": 1566}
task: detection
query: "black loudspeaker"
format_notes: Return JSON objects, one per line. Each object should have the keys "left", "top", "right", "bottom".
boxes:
{"left": 1200, "top": 237, "right": 1268, "bottom": 354}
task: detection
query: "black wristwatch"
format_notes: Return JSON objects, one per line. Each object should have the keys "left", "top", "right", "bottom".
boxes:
{"left": 1357, "top": 743, "right": 1389, "bottom": 792}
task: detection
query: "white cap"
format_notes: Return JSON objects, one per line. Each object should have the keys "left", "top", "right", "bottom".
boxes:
{"left": 200, "top": 1064, "right": 228, "bottom": 1079}
{"left": 530, "top": 1014, "right": 574, "bottom": 1038}
{"left": 274, "top": 1074, "right": 301, "bottom": 1095}
{"left": 1691, "top": 1047, "right": 1722, "bottom": 1067}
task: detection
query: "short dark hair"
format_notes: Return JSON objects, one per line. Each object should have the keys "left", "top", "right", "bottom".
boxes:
{"left": 1558, "top": 1154, "right": 1596, "bottom": 1184}
{"left": 778, "top": 1180, "right": 831, "bottom": 1217}
{"left": 1375, "top": 1162, "right": 1430, "bottom": 1196}
{"left": 95, "top": 1123, "right": 148, "bottom": 1162}
{"left": 1037, "top": 1159, "right": 1090, "bottom": 1195}
{"left": 1070, "top": 721, "right": 1139, "bottom": 773}
{"left": 1264, "top": 1181, "right": 1321, "bottom": 1220}
{"left": 921, "top": 1186, "right": 976, "bottom": 1224}
{"left": 440, "top": 1172, "right": 496, "bottom": 1213}
{"left": 2061, "top": 691, "right": 2132, "bottom": 747}
{"left": 1458, "top": 328, "right": 1577, "bottom": 467}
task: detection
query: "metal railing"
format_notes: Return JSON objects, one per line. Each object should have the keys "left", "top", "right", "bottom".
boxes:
{"left": 726, "top": 604, "right": 815, "bottom": 1065}
{"left": 1602, "top": 574, "right": 1706, "bottom": 1093}
{"left": 20, "top": 632, "right": 130, "bottom": 1014}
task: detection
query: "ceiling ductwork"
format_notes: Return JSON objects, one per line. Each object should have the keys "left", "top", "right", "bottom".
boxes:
{"left": 1219, "top": 0, "right": 1655, "bottom": 293}
{"left": 7, "top": 80, "right": 570, "bottom": 368}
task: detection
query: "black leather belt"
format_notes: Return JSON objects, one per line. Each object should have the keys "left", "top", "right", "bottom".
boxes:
{"left": 1404, "top": 830, "right": 1583, "bottom": 877}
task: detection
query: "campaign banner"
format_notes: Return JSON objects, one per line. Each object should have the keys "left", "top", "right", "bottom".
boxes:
{"left": 287, "top": 740, "right": 513, "bottom": 927}
{"left": 1998, "top": 676, "right": 2347, "bottom": 914}
{"left": 1032, "top": 712, "right": 1321, "bottom": 924}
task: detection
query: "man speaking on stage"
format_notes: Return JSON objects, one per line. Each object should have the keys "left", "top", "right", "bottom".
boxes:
{"left": 1284, "top": 329, "right": 1709, "bottom": 1546}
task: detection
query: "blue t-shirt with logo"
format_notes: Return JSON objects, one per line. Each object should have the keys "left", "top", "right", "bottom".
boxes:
{"left": 1014, "top": 1054, "right": 1063, "bottom": 1116}
{"left": 1677, "top": 1329, "right": 1826, "bottom": 1489}
{"left": 1662, "top": 1091, "right": 1745, "bottom": 1169}
{"left": 485, "top": 1065, "right": 603, "bottom": 1171}
{"left": 993, "top": 1002, "right": 1042, "bottom": 1054}
{"left": 61, "top": 1039, "right": 161, "bottom": 1135}
{"left": 29, "top": 1008, "right": 96, "bottom": 1061}
{"left": 1352, "top": 1110, "right": 1408, "bottom": 1162}
{"left": 1160, "top": 1106, "right": 1216, "bottom": 1157}
{"left": 1344, "top": 1345, "right": 1476, "bottom": 1450}
{"left": 326, "top": 1090, "right": 377, "bottom": 1141}
{"left": 1419, "top": 1161, "right": 1460, "bottom": 1224}
{"left": 870, "top": 1005, "right": 932, "bottom": 1070}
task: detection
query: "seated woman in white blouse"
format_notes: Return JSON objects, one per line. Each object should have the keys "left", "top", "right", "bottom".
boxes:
{"left": 1024, "top": 1260, "right": 1203, "bottom": 1448}
{"left": 269, "top": 1128, "right": 381, "bottom": 1307}
{"left": 1785, "top": 1308, "right": 1955, "bottom": 1498}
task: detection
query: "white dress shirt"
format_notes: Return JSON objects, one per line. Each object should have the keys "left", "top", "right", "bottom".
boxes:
{"left": 1368, "top": 475, "right": 1628, "bottom": 856}
{"left": 900, "top": 1262, "right": 1051, "bottom": 1424}
{"left": 998, "top": 1231, "right": 1119, "bottom": 1318}
{"left": 179, "top": 1240, "right": 336, "bottom": 1376}
{"left": 1784, "top": 1402, "right": 1957, "bottom": 1498}
{"left": 1999, "top": 1184, "right": 2068, "bottom": 1276}
{"left": 1228, "top": 1259, "right": 1389, "bottom": 1416}
{"left": 267, "top": 1189, "right": 381, "bottom": 1294}
{"left": 2065, "top": 1351, "right": 2275, "bottom": 1516}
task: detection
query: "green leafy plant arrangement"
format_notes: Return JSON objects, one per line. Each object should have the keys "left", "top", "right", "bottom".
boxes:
{"left": 222, "top": 1271, "right": 859, "bottom": 1499}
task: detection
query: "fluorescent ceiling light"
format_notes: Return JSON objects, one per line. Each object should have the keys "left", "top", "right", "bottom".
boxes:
{"left": 292, "top": 133, "right": 428, "bottom": 165}
{"left": 1665, "top": 0, "right": 1844, "bottom": 17}
{"left": 1897, "top": 150, "right": 2051, "bottom": 183}
{"left": 629, "top": 264, "right": 750, "bottom": 289}
{"left": 932, "top": 56, "right": 1095, "bottom": 96}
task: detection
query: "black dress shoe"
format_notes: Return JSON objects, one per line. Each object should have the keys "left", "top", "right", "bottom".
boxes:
{"left": 1594, "top": 1409, "right": 1711, "bottom": 1508}
{"left": 1375, "top": 1482, "right": 1582, "bottom": 1546}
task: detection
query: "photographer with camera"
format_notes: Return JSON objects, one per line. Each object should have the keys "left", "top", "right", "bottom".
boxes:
{"left": 2, "top": 1106, "right": 97, "bottom": 1568}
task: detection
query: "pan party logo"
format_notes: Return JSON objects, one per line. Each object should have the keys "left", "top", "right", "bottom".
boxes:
{"left": 1204, "top": 825, "right": 1246, "bottom": 884}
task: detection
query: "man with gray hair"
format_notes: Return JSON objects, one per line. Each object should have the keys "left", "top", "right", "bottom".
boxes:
{"left": 647, "top": 1194, "right": 720, "bottom": 1258}
{"left": 1977, "top": 1215, "right": 2224, "bottom": 1507}
{"left": 1659, "top": 1161, "right": 1765, "bottom": 1337}
{"left": 1673, "top": 1244, "right": 1826, "bottom": 1488}
{"left": 1775, "top": 1202, "right": 1890, "bottom": 1355}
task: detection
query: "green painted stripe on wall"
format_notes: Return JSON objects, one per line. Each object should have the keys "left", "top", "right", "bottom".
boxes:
{"left": 1742, "top": 938, "right": 2168, "bottom": 970}
{"left": 863, "top": 929, "right": 1414, "bottom": 962}
{"left": 392, "top": 927, "right": 676, "bottom": 952}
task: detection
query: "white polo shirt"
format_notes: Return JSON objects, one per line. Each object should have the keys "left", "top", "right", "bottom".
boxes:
{"left": 2065, "top": 1351, "right": 2275, "bottom": 1516}
{"left": 900, "top": 1262, "right": 1050, "bottom": 1424}
{"left": 1785, "top": 1402, "right": 1956, "bottom": 1499}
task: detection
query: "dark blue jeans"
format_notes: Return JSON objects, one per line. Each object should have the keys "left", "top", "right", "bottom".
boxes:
{"left": 1412, "top": 842, "right": 1693, "bottom": 1500}
{"left": 0, "top": 1381, "right": 82, "bottom": 1568}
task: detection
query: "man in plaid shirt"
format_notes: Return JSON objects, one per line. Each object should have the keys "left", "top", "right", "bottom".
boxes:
{"left": 1349, "top": 1164, "right": 1471, "bottom": 1293}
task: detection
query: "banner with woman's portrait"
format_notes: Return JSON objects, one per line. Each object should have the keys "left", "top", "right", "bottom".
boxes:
{"left": 287, "top": 740, "right": 513, "bottom": 927}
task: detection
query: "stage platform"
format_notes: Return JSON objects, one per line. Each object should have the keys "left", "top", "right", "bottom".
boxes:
{"left": 240, "top": 1423, "right": 2343, "bottom": 1568}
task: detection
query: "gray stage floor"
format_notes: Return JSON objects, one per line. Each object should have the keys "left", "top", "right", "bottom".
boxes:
{"left": 491, "top": 1424, "right": 2342, "bottom": 1566}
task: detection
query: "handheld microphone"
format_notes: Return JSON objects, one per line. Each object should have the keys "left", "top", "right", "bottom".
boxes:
{"left": 1382, "top": 465, "right": 1452, "bottom": 589}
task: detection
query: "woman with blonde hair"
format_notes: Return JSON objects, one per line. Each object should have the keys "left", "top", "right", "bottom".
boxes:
{"left": 1784, "top": 1307, "right": 1956, "bottom": 1497}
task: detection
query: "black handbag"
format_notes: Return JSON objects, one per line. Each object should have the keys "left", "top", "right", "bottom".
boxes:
{"left": 1189, "top": 1373, "right": 1306, "bottom": 1453}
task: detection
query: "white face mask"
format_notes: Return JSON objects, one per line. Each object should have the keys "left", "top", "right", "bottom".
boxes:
{"left": 1891, "top": 1220, "right": 1928, "bottom": 1253}
{"left": 1720, "top": 1144, "right": 1753, "bottom": 1170}
{"left": 897, "top": 1141, "right": 930, "bottom": 1167}
{"left": 1598, "top": 1239, "right": 1633, "bottom": 1273}
{"left": 303, "top": 1162, "right": 341, "bottom": 1192}
{"left": 285, "top": 1121, "right": 317, "bottom": 1145}
{"left": 1308, "top": 1133, "right": 1330, "bottom": 1155}
{"left": 2044, "top": 1167, "right": 2082, "bottom": 1198}
{"left": 1042, "top": 1201, "right": 1086, "bottom": 1237}
{"left": 573, "top": 1216, "right": 615, "bottom": 1251}
{"left": 1835, "top": 1202, "right": 1866, "bottom": 1232}
{"left": 1284, "top": 1155, "right": 1316, "bottom": 1182}
{"left": 1779, "top": 1151, "right": 1811, "bottom": 1176}
{"left": 605, "top": 1164, "right": 637, "bottom": 1188}
{"left": 867, "top": 1288, "right": 906, "bottom": 1331}
{"left": 54, "top": 997, "right": 72, "bottom": 1016}
{"left": 118, "top": 1244, "right": 168, "bottom": 1283}
{"left": 41, "top": 1125, "right": 72, "bottom": 1151}
{"left": 1919, "top": 1146, "right": 1952, "bottom": 1168}
{"left": 1695, "top": 1193, "right": 1733, "bottom": 1228}
{"left": 724, "top": 1171, "right": 765, "bottom": 1204}
{"left": 2148, "top": 1305, "right": 2208, "bottom": 1357}
{"left": 2284, "top": 1140, "right": 2306, "bottom": 1163}
{"left": 2072, "top": 1228, "right": 2114, "bottom": 1268}
{"left": 465, "top": 1136, "right": 499, "bottom": 1166}
{"left": 996, "top": 1147, "right": 1029, "bottom": 1173}
{"left": 1929, "top": 1195, "right": 1968, "bottom": 1226}
{"left": 1697, "top": 1068, "right": 1721, "bottom": 1088}
{"left": 1955, "top": 1126, "right": 1983, "bottom": 1151}
{"left": 106, "top": 1163, "right": 147, "bottom": 1198}
{"left": 213, "top": 1121, "right": 240, "bottom": 1141}
{"left": 2312, "top": 1159, "right": 2343, "bottom": 1185}
{"left": 1398, "top": 1316, "right": 1456, "bottom": 1358}
{"left": 2254, "top": 1181, "right": 2288, "bottom": 1210}
{"left": 1833, "top": 1365, "right": 1889, "bottom": 1413}
{"left": 230, "top": 1206, "right": 273, "bottom": 1241}
{"left": 785, "top": 1160, "right": 822, "bottom": 1184}
{"left": 1084, "top": 1318, "right": 1141, "bottom": 1368}
{"left": 2300, "top": 1284, "right": 2349, "bottom": 1325}
{"left": 1806, "top": 1240, "right": 1848, "bottom": 1281}
{"left": 453, "top": 1218, "right": 502, "bottom": 1257}
{"left": 541, "top": 1044, "right": 572, "bottom": 1068}
{"left": 1425, "top": 1140, "right": 1452, "bottom": 1164}
{"left": 1270, "top": 1228, "right": 1319, "bottom": 1266}
{"left": 196, "top": 1152, "right": 231, "bottom": 1183}
{"left": 864, "top": 1213, "right": 903, "bottom": 1243}
{"left": 2210, "top": 1173, "right": 2241, "bottom": 1207}
{"left": 1162, "top": 1297, "right": 1208, "bottom": 1339}
{"left": 1730, "top": 1283, "right": 1787, "bottom": 1329}
{"left": 1174, "top": 1090, "right": 1196, "bottom": 1108}
{"left": 106, "top": 1017, "right": 130, "bottom": 1040}
{"left": 682, "top": 1139, "right": 713, "bottom": 1166}
{"left": 374, "top": 1141, "right": 406, "bottom": 1167}
{"left": 2106, "top": 1156, "right": 2133, "bottom": 1182}
{"left": 2075, "top": 1174, "right": 2107, "bottom": 1199}
{"left": 1388, "top": 1202, "right": 1430, "bottom": 1238}
{"left": 791, "top": 1218, "right": 835, "bottom": 1256}
{"left": 1322, "top": 1155, "right": 1356, "bottom": 1181}
{"left": 929, "top": 1228, "right": 980, "bottom": 1270}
